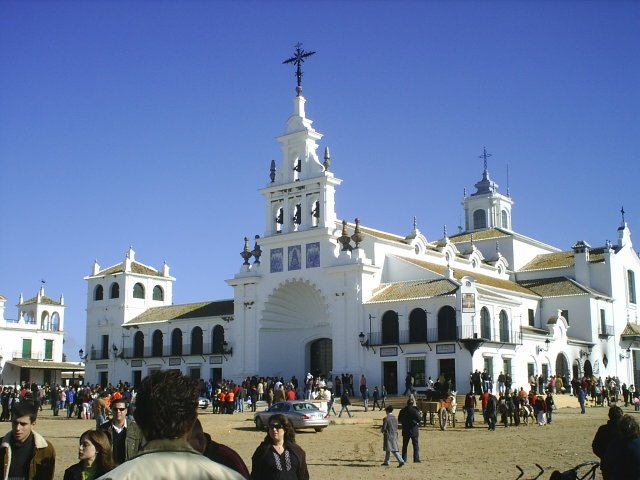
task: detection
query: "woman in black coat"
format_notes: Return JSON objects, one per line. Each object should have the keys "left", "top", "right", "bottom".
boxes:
{"left": 64, "top": 430, "right": 114, "bottom": 480}
{"left": 251, "top": 414, "right": 309, "bottom": 480}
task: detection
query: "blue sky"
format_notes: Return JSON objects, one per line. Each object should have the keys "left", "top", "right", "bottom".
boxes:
{"left": 1, "top": 1, "right": 638, "bottom": 360}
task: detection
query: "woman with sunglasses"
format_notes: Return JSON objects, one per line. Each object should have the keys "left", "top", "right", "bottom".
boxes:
{"left": 250, "top": 414, "right": 309, "bottom": 480}
{"left": 63, "top": 429, "right": 115, "bottom": 480}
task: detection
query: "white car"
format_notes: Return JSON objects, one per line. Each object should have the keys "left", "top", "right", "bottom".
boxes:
{"left": 198, "top": 397, "right": 211, "bottom": 409}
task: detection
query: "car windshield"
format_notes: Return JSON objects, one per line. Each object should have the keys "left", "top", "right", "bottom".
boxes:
{"left": 292, "top": 403, "right": 319, "bottom": 411}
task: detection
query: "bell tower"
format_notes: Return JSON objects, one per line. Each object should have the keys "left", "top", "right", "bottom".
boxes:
{"left": 462, "top": 147, "right": 513, "bottom": 232}
{"left": 259, "top": 45, "right": 341, "bottom": 238}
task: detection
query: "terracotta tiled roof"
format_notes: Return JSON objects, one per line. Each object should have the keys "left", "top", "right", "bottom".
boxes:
{"left": 396, "top": 256, "right": 536, "bottom": 296}
{"left": 126, "top": 300, "right": 234, "bottom": 325}
{"left": 447, "top": 228, "right": 512, "bottom": 244}
{"left": 621, "top": 323, "right": 640, "bottom": 338}
{"left": 98, "top": 261, "right": 163, "bottom": 278}
{"left": 517, "top": 277, "right": 610, "bottom": 299}
{"left": 366, "top": 279, "right": 458, "bottom": 303}
{"left": 520, "top": 248, "right": 607, "bottom": 271}
{"left": 21, "top": 295, "right": 61, "bottom": 306}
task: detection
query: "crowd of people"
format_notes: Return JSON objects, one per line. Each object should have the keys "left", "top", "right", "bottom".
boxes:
{"left": 1, "top": 368, "right": 638, "bottom": 478}
{"left": 0, "top": 371, "right": 314, "bottom": 479}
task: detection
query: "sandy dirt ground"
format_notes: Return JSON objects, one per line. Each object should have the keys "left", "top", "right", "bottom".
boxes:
{"left": 20, "top": 395, "right": 638, "bottom": 480}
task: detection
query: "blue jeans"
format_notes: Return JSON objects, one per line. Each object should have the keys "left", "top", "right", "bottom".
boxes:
{"left": 465, "top": 407, "right": 475, "bottom": 427}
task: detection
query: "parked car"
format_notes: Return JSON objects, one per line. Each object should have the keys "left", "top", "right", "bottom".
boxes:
{"left": 198, "top": 397, "right": 211, "bottom": 409}
{"left": 254, "top": 400, "right": 329, "bottom": 432}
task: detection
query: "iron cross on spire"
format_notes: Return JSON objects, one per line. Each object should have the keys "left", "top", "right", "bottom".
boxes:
{"left": 479, "top": 146, "right": 492, "bottom": 171}
{"left": 283, "top": 43, "right": 316, "bottom": 95}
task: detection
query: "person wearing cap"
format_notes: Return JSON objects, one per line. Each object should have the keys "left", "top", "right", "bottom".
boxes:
{"left": 397, "top": 398, "right": 421, "bottom": 463}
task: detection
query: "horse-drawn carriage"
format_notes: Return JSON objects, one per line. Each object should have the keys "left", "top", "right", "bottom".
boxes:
{"left": 416, "top": 390, "right": 457, "bottom": 430}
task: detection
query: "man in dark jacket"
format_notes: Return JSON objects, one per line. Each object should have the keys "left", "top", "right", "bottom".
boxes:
{"left": 397, "top": 399, "right": 421, "bottom": 463}
{"left": 99, "top": 398, "right": 145, "bottom": 465}
{"left": 592, "top": 406, "right": 623, "bottom": 461}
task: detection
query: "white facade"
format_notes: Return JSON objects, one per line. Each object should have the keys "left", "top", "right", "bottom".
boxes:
{"left": 82, "top": 88, "right": 640, "bottom": 393}
{"left": 0, "top": 287, "right": 70, "bottom": 386}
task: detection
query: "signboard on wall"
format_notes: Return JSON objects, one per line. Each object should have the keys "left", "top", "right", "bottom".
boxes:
{"left": 436, "top": 344, "right": 456, "bottom": 354}
{"left": 380, "top": 347, "right": 398, "bottom": 357}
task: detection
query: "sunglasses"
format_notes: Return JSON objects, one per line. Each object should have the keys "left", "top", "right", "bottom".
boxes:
{"left": 269, "top": 423, "right": 284, "bottom": 430}
{"left": 112, "top": 407, "right": 127, "bottom": 412}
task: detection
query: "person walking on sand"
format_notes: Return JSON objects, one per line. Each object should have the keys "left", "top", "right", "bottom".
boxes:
{"left": 338, "top": 390, "right": 352, "bottom": 418}
{"left": 380, "top": 406, "right": 404, "bottom": 468}
{"left": 398, "top": 399, "right": 421, "bottom": 463}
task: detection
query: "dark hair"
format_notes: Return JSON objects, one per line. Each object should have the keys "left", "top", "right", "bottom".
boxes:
{"left": 608, "top": 405, "right": 623, "bottom": 421}
{"left": 265, "top": 413, "right": 296, "bottom": 444}
{"left": 134, "top": 370, "right": 199, "bottom": 440}
{"left": 110, "top": 398, "right": 128, "bottom": 409}
{"left": 80, "top": 430, "right": 115, "bottom": 475}
{"left": 12, "top": 401, "right": 38, "bottom": 422}
{"left": 618, "top": 414, "right": 640, "bottom": 440}
{"left": 385, "top": 405, "right": 394, "bottom": 413}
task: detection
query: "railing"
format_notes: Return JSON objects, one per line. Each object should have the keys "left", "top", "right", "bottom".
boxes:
{"left": 11, "top": 351, "right": 54, "bottom": 361}
{"left": 364, "top": 325, "right": 522, "bottom": 346}
{"left": 90, "top": 350, "right": 109, "bottom": 361}
{"left": 117, "top": 343, "right": 225, "bottom": 359}
{"left": 598, "top": 324, "right": 614, "bottom": 337}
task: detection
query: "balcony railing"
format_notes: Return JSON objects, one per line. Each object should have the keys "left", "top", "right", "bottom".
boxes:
{"left": 364, "top": 326, "right": 522, "bottom": 347}
{"left": 11, "top": 351, "right": 54, "bottom": 361}
{"left": 112, "top": 343, "right": 226, "bottom": 359}
{"left": 598, "top": 324, "right": 614, "bottom": 337}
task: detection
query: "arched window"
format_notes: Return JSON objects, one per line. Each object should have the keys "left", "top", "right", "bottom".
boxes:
{"left": 473, "top": 209, "right": 487, "bottom": 229}
{"left": 133, "top": 283, "right": 145, "bottom": 299}
{"left": 152, "top": 285, "right": 164, "bottom": 301}
{"left": 408, "top": 308, "right": 427, "bottom": 343}
{"left": 501, "top": 210, "right": 509, "bottom": 229}
{"left": 40, "top": 312, "right": 50, "bottom": 330}
{"left": 191, "top": 327, "right": 203, "bottom": 355}
{"left": 381, "top": 310, "right": 399, "bottom": 344}
{"left": 480, "top": 307, "right": 491, "bottom": 339}
{"left": 171, "top": 329, "right": 182, "bottom": 356}
{"left": 499, "top": 310, "right": 510, "bottom": 342}
{"left": 133, "top": 331, "right": 144, "bottom": 357}
{"left": 51, "top": 312, "right": 60, "bottom": 331}
{"left": 152, "top": 330, "right": 163, "bottom": 357}
{"left": 94, "top": 285, "right": 104, "bottom": 301}
{"left": 110, "top": 282, "right": 120, "bottom": 299}
{"left": 437, "top": 306, "right": 457, "bottom": 342}
{"left": 212, "top": 325, "right": 225, "bottom": 354}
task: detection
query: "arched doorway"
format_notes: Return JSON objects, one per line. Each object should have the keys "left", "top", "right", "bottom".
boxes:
{"left": 438, "top": 306, "right": 457, "bottom": 341}
{"left": 555, "top": 353, "right": 569, "bottom": 393}
{"left": 583, "top": 359, "right": 593, "bottom": 378}
{"left": 310, "top": 338, "right": 332, "bottom": 378}
{"left": 381, "top": 311, "right": 399, "bottom": 344}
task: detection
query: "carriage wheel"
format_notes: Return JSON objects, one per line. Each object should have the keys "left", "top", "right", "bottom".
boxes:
{"left": 439, "top": 408, "right": 448, "bottom": 430}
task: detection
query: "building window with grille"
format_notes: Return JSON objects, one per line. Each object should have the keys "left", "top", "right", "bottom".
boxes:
{"left": 133, "top": 283, "right": 145, "bottom": 299}
{"left": 473, "top": 210, "right": 487, "bottom": 229}
{"left": 629, "top": 270, "right": 637, "bottom": 304}
{"left": 528, "top": 309, "right": 535, "bottom": 327}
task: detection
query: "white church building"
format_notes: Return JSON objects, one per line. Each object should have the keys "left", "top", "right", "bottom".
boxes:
{"left": 0, "top": 287, "right": 82, "bottom": 386}
{"left": 83, "top": 79, "right": 640, "bottom": 394}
